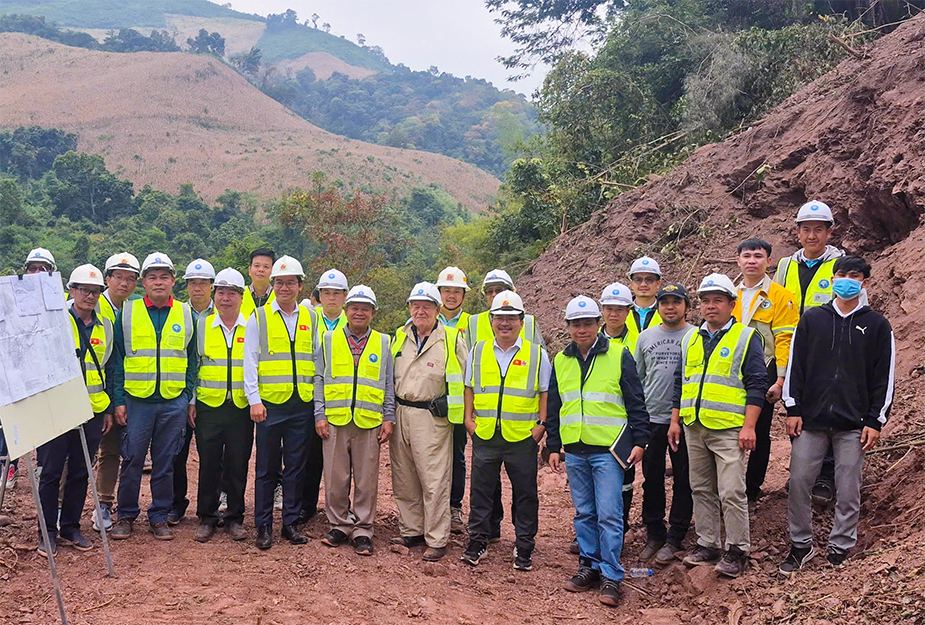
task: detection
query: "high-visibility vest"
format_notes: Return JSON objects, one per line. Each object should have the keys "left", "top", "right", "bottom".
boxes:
{"left": 322, "top": 328, "right": 390, "bottom": 428}
{"left": 241, "top": 286, "right": 275, "bottom": 320}
{"left": 391, "top": 325, "right": 465, "bottom": 424}
{"left": 196, "top": 314, "right": 247, "bottom": 408}
{"left": 96, "top": 293, "right": 117, "bottom": 323}
{"left": 254, "top": 304, "right": 316, "bottom": 405}
{"left": 470, "top": 339, "right": 541, "bottom": 442}
{"left": 605, "top": 328, "right": 638, "bottom": 355}
{"left": 774, "top": 256, "right": 836, "bottom": 315}
{"left": 625, "top": 308, "right": 661, "bottom": 351}
{"left": 440, "top": 310, "right": 470, "bottom": 333}
{"left": 122, "top": 298, "right": 193, "bottom": 400}
{"left": 466, "top": 311, "right": 540, "bottom": 349}
{"left": 679, "top": 323, "right": 755, "bottom": 429}
{"left": 70, "top": 313, "right": 113, "bottom": 413}
{"left": 315, "top": 306, "right": 347, "bottom": 344}
{"left": 554, "top": 345, "right": 627, "bottom": 447}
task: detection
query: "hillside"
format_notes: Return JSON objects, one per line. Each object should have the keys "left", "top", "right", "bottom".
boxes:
{"left": 0, "top": 33, "right": 499, "bottom": 210}
{"left": 0, "top": 0, "right": 260, "bottom": 27}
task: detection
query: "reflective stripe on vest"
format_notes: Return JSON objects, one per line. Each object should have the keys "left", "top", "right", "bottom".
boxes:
{"left": 255, "top": 304, "right": 316, "bottom": 404}
{"left": 471, "top": 339, "right": 540, "bottom": 442}
{"left": 679, "top": 323, "right": 754, "bottom": 429}
{"left": 466, "top": 311, "right": 538, "bottom": 349}
{"left": 391, "top": 325, "right": 465, "bottom": 423}
{"left": 775, "top": 257, "right": 836, "bottom": 315}
{"left": 70, "top": 314, "right": 113, "bottom": 413}
{"left": 554, "top": 346, "right": 627, "bottom": 447}
{"left": 196, "top": 314, "right": 247, "bottom": 409}
{"left": 323, "top": 329, "right": 389, "bottom": 428}
{"left": 122, "top": 298, "right": 192, "bottom": 400}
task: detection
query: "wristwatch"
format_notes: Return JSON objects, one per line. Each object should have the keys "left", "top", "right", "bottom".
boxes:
{"left": 536, "top": 420, "right": 546, "bottom": 427}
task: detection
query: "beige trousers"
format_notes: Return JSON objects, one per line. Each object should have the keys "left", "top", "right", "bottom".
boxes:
{"left": 389, "top": 405, "right": 453, "bottom": 548}
{"left": 95, "top": 424, "right": 124, "bottom": 506}
{"left": 323, "top": 420, "right": 382, "bottom": 539}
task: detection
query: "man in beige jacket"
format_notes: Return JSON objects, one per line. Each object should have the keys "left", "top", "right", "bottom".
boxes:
{"left": 390, "top": 282, "right": 469, "bottom": 562}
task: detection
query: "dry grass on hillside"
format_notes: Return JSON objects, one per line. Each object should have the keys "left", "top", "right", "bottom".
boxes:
{"left": 0, "top": 33, "right": 498, "bottom": 210}
{"left": 275, "top": 51, "right": 376, "bottom": 81}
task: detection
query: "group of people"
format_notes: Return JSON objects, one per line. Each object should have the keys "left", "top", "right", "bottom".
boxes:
{"left": 2, "top": 199, "right": 894, "bottom": 608}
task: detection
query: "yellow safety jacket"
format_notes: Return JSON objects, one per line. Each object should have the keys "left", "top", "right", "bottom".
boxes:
{"left": 70, "top": 313, "right": 113, "bottom": 413}
{"left": 315, "top": 306, "right": 347, "bottom": 343}
{"left": 679, "top": 323, "right": 755, "bottom": 430}
{"left": 254, "top": 304, "right": 316, "bottom": 404}
{"left": 96, "top": 293, "right": 118, "bottom": 323}
{"left": 733, "top": 276, "right": 797, "bottom": 376}
{"left": 625, "top": 308, "right": 661, "bottom": 351}
{"left": 470, "top": 339, "right": 541, "bottom": 442}
{"left": 554, "top": 346, "right": 627, "bottom": 447}
{"left": 122, "top": 298, "right": 192, "bottom": 400}
{"left": 466, "top": 311, "right": 541, "bottom": 349}
{"left": 391, "top": 326, "right": 465, "bottom": 424}
{"left": 774, "top": 256, "right": 836, "bottom": 315}
{"left": 322, "top": 328, "right": 390, "bottom": 428}
{"left": 196, "top": 314, "right": 247, "bottom": 408}
{"left": 440, "top": 310, "right": 470, "bottom": 333}
{"left": 241, "top": 286, "right": 275, "bottom": 320}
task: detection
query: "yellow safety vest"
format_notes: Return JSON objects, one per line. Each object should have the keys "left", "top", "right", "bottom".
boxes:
{"left": 122, "top": 298, "right": 192, "bottom": 400}
{"left": 466, "top": 311, "right": 540, "bottom": 349}
{"left": 196, "top": 314, "right": 247, "bottom": 408}
{"left": 554, "top": 345, "right": 627, "bottom": 447}
{"left": 322, "top": 328, "right": 390, "bottom": 428}
{"left": 391, "top": 325, "right": 465, "bottom": 424}
{"left": 254, "top": 304, "right": 316, "bottom": 405}
{"left": 679, "top": 323, "right": 755, "bottom": 430}
{"left": 625, "top": 308, "right": 661, "bottom": 350}
{"left": 241, "top": 286, "right": 275, "bottom": 320}
{"left": 440, "top": 310, "right": 470, "bottom": 333}
{"left": 70, "top": 313, "right": 113, "bottom": 413}
{"left": 471, "top": 339, "right": 541, "bottom": 442}
{"left": 774, "top": 256, "right": 836, "bottom": 315}
{"left": 315, "top": 306, "right": 347, "bottom": 344}
{"left": 96, "top": 293, "right": 117, "bottom": 323}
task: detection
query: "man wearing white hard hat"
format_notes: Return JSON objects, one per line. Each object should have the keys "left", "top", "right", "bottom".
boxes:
{"left": 626, "top": 256, "right": 663, "bottom": 343}
{"left": 461, "top": 290, "right": 551, "bottom": 573}
{"left": 390, "top": 282, "right": 468, "bottom": 562}
{"left": 314, "top": 285, "right": 394, "bottom": 556}
{"left": 668, "top": 274, "right": 767, "bottom": 578}
{"left": 545, "top": 296, "right": 650, "bottom": 606}
{"left": 34, "top": 265, "right": 113, "bottom": 555}
{"left": 98, "top": 252, "right": 140, "bottom": 322}
{"left": 190, "top": 268, "right": 252, "bottom": 543}
{"left": 23, "top": 247, "right": 56, "bottom": 274}
{"left": 243, "top": 255, "right": 320, "bottom": 550}
{"left": 110, "top": 253, "right": 197, "bottom": 542}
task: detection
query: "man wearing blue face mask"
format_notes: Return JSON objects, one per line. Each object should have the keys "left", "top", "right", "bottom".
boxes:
{"left": 779, "top": 256, "right": 894, "bottom": 575}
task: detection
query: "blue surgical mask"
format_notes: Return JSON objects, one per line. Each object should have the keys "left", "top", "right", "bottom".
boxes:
{"left": 832, "top": 278, "right": 862, "bottom": 300}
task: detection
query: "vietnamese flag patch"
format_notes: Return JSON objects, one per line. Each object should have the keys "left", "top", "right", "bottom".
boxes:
{"left": 512, "top": 359, "right": 526, "bottom": 366}
{"left": 90, "top": 338, "right": 101, "bottom": 345}
{"left": 299, "top": 324, "right": 308, "bottom": 331}
{"left": 236, "top": 337, "right": 245, "bottom": 343}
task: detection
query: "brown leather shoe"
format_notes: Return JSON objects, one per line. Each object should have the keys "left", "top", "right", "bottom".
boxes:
{"left": 423, "top": 546, "right": 447, "bottom": 562}
{"left": 149, "top": 521, "right": 174, "bottom": 541}
{"left": 226, "top": 522, "right": 247, "bottom": 541}
{"left": 110, "top": 518, "right": 133, "bottom": 540}
{"left": 194, "top": 523, "right": 215, "bottom": 543}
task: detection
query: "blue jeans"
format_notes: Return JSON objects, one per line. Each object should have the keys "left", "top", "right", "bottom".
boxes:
{"left": 567, "top": 451, "right": 626, "bottom": 582}
{"left": 117, "top": 396, "right": 188, "bottom": 523}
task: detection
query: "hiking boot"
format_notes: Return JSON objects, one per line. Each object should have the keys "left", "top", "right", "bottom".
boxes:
{"left": 423, "top": 546, "right": 447, "bottom": 562}
{"left": 256, "top": 525, "right": 272, "bottom": 550}
{"left": 149, "top": 521, "right": 174, "bottom": 541}
{"left": 450, "top": 507, "right": 465, "bottom": 534}
{"left": 569, "top": 538, "right": 580, "bottom": 555}
{"left": 37, "top": 534, "right": 56, "bottom": 556}
{"left": 715, "top": 546, "right": 748, "bottom": 578}
{"left": 682, "top": 544, "right": 721, "bottom": 567}
{"left": 390, "top": 534, "right": 426, "bottom": 548}
{"left": 512, "top": 546, "right": 533, "bottom": 571}
{"left": 564, "top": 559, "right": 600, "bottom": 592}
{"left": 226, "top": 521, "right": 247, "bottom": 541}
{"left": 92, "top": 503, "right": 112, "bottom": 532}
{"left": 110, "top": 518, "right": 134, "bottom": 540}
{"left": 321, "top": 528, "right": 350, "bottom": 547}
{"left": 811, "top": 480, "right": 835, "bottom": 507}
{"left": 166, "top": 509, "right": 183, "bottom": 526}
{"left": 194, "top": 523, "right": 215, "bottom": 543}
{"left": 273, "top": 484, "right": 283, "bottom": 510}
{"left": 281, "top": 523, "right": 308, "bottom": 545}
{"left": 353, "top": 536, "right": 374, "bottom": 556}
{"left": 779, "top": 545, "right": 815, "bottom": 577}
{"left": 460, "top": 540, "right": 488, "bottom": 566}
{"left": 655, "top": 542, "right": 682, "bottom": 566}
{"left": 599, "top": 578, "right": 621, "bottom": 607}
{"left": 827, "top": 548, "right": 848, "bottom": 568}
{"left": 639, "top": 539, "right": 665, "bottom": 562}
{"left": 58, "top": 529, "right": 92, "bottom": 551}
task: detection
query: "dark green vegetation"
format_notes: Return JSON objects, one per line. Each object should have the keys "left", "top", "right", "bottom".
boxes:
{"left": 1, "top": 14, "right": 184, "bottom": 52}
{"left": 0, "top": 0, "right": 260, "bottom": 28}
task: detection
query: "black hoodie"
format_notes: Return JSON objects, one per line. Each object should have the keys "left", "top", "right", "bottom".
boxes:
{"left": 783, "top": 301, "right": 894, "bottom": 431}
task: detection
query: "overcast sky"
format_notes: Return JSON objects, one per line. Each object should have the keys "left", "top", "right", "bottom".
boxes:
{"left": 227, "top": 0, "right": 547, "bottom": 96}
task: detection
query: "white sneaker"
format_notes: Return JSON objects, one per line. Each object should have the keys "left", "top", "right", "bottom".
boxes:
{"left": 273, "top": 485, "right": 283, "bottom": 511}
{"left": 92, "top": 504, "right": 113, "bottom": 532}
{"left": 5, "top": 465, "right": 16, "bottom": 489}
{"left": 218, "top": 491, "right": 228, "bottom": 513}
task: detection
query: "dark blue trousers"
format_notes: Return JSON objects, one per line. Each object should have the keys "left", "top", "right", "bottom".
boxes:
{"left": 254, "top": 398, "right": 313, "bottom": 528}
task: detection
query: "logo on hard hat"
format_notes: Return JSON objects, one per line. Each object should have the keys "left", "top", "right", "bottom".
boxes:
{"left": 578, "top": 301, "right": 587, "bottom": 308}
{"left": 811, "top": 204, "right": 819, "bottom": 211}
{"left": 195, "top": 264, "right": 202, "bottom": 270}
{"left": 281, "top": 264, "right": 287, "bottom": 270}
{"left": 121, "top": 258, "right": 128, "bottom": 263}
{"left": 155, "top": 257, "right": 162, "bottom": 263}
{"left": 172, "top": 324, "right": 181, "bottom": 332}
{"left": 358, "top": 290, "right": 365, "bottom": 296}
{"left": 502, "top": 300, "right": 510, "bottom": 306}
{"left": 447, "top": 274, "right": 454, "bottom": 280}
{"left": 719, "top": 347, "right": 731, "bottom": 358}
{"left": 90, "top": 271, "right": 98, "bottom": 278}
{"left": 369, "top": 354, "right": 378, "bottom": 363}
{"left": 819, "top": 279, "right": 830, "bottom": 289}
{"left": 707, "top": 280, "right": 715, "bottom": 286}
{"left": 328, "top": 273, "right": 335, "bottom": 279}
{"left": 612, "top": 288, "right": 619, "bottom": 295}
{"left": 418, "top": 289, "right": 424, "bottom": 294}
{"left": 642, "top": 259, "right": 650, "bottom": 265}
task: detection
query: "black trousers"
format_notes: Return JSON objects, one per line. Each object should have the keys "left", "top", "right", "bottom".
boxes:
{"left": 171, "top": 421, "right": 195, "bottom": 515}
{"left": 746, "top": 361, "right": 776, "bottom": 499}
{"left": 255, "top": 398, "right": 312, "bottom": 528}
{"left": 195, "top": 399, "right": 253, "bottom": 526}
{"left": 454, "top": 423, "right": 507, "bottom": 532}
{"left": 37, "top": 414, "right": 104, "bottom": 536}
{"left": 642, "top": 422, "right": 693, "bottom": 546}
{"left": 300, "top": 414, "right": 324, "bottom": 516}
{"left": 469, "top": 432, "right": 538, "bottom": 554}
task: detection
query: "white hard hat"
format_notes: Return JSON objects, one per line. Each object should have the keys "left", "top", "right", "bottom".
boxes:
{"left": 628, "top": 256, "right": 662, "bottom": 278}
{"left": 270, "top": 255, "right": 305, "bottom": 279}
{"left": 141, "top": 252, "right": 175, "bottom": 275}
{"left": 697, "top": 273, "right": 737, "bottom": 299}
{"left": 565, "top": 295, "right": 601, "bottom": 320}
{"left": 316, "top": 268, "right": 348, "bottom": 291}
{"left": 105, "top": 252, "right": 140, "bottom": 275}
{"left": 490, "top": 290, "right": 525, "bottom": 315}
{"left": 600, "top": 282, "right": 633, "bottom": 307}
{"left": 482, "top": 269, "right": 515, "bottom": 291}
{"left": 24, "top": 247, "right": 56, "bottom": 271}
{"left": 213, "top": 268, "right": 246, "bottom": 291}
{"left": 345, "top": 284, "right": 378, "bottom": 309}
{"left": 795, "top": 200, "right": 834, "bottom": 224}
{"left": 67, "top": 264, "right": 105, "bottom": 288}
{"left": 183, "top": 258, "right": 216, "bottom": 281}
{"left": 436, "top": 266, "right": 470, "bottom": 291}
{"left": 407, "top": 282, "right": 442, "bottom": 306}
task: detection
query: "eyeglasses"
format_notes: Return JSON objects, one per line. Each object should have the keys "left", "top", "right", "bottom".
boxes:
{"left": 274, "top": 280, "right": 300, "bottom": 289}
{"left": 72, "top": 286, "right": 102, "bottom": 297}
{"left": 632, "top": 276, "right": 659, "bottom": 284}
{"left": 108, "top": 274, "right": 137, "bottom": 283}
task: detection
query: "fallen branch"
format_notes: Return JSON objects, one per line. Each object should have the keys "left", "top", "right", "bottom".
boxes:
{"left": 866, "top": 438, "right": 925, "bottom": 455}
{"left": 623, "top": 581, "right": 653, "bottom": 597}
{"left": 828, "top": 34, "right": 865, "bottom": 59}
{"left": 80, "top": 597, "right": 114, "bottom": 613}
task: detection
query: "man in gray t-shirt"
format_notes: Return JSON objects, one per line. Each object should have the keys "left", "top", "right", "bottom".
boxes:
{"left": 634, "top": 283, "right": 694, "bottom": 566}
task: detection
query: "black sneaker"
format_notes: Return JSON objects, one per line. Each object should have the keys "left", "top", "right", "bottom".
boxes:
{"left": 564, "top": 558, "right": 600, "bottom": 592}
{"left": 811, "top": 480, "right": 835, "bottom": 507}
{"left": 353, "top": 536, "right": 374, "bottom": 556}
{"left": 715, "top": 546, "right": 748, "bottom": 578}
{"left": 827, "top": 549, "right": 848, "bottom": 568}
{"left": 321, "top": 528, "right": 350, "bottom": 547}
{"left": 37, "top": 534, "right": 57, "bottom": 556}
{"left": 599, "top": 578, "right": 621, "bottom": 607}
{"left": 682, "top": 544, "right": 721, "bottom": 567}
{"left": 512, "top": 546, "right": 533, "bottom": 571}
{"left": 460, "top": 540, "right": 488, "bottom": 566}
{"left": 779, "top": 545, "right": 815, "bottom": 576}
{"left": 58, "top": 529, "right": 93, "bottom": 551}
{"left": 389, "top": 534, "right": 426, "bottom": 548}
{"left": 166, "top": 509, "right": 183, "bottom": 526}
{"left": 639, "top": 539, "right": 665, "bottom": 562}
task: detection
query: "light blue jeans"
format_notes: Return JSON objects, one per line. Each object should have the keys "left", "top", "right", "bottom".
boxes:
{"left": 567, "top": 451, "right": 626, "bottom": 582}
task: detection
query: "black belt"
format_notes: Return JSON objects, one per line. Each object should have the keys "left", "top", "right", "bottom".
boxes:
{"left": 396, "top": 396, "right": 431, "bottom": 410}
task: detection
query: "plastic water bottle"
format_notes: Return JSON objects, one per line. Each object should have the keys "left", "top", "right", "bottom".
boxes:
{"left": 628, "top": 568, "right": 654, "bottom": 578}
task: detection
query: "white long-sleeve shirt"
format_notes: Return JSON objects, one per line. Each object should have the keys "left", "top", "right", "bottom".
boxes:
{"left": 243, "top": 301, "right": 318, "bottom": 406}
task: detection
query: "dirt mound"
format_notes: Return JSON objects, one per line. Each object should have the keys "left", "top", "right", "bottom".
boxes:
{"left": 0, "top": 33, "right": 499, "bottom": 211}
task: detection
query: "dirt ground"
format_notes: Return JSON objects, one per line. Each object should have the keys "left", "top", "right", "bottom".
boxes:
{"left": 1, "top": 407, "right": 924, "bottom": 625}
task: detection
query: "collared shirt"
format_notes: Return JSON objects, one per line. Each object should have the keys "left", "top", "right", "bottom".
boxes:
{"left": 345, "top": 326, "right": 372, "bottom": 365}
{"left": 634, "top": 304, "right": 656, "bottom": 329}
{"left": 250, "top": 285, "right": 273, "bottom": 308}
{"left": 190, "top": 299, "right": 214, "bottom": 325}
{"left": 213, "top": 312, "right": 247, "bottom": 348}
{"left": 243, "top": 300, "right": 315, "bottom": 407}
{"left": 464, "top": 336, "right": 552, "bottom": 392}
{"left": 438, "top": 309, "right": 464, "bottom": 328}
{"left": 602, "top": 325, "right": 628, "bottom": 341}
{"left": 733, "top": 275, "right": 798, "bottom": 377}
{"left": 321, "top": 311, "right": 343, "bottom": 331}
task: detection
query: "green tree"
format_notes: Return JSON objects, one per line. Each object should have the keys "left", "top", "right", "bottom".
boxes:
{"left": 187, "top": 29, "right": 225, "bottom": 56}
{"left": 44, "top": 152, "right": 134, "bottom": 222}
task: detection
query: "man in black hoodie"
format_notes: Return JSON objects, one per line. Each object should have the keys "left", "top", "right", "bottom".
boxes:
{"left": 779, "top": 256, "right": 894, "bottom": 575}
